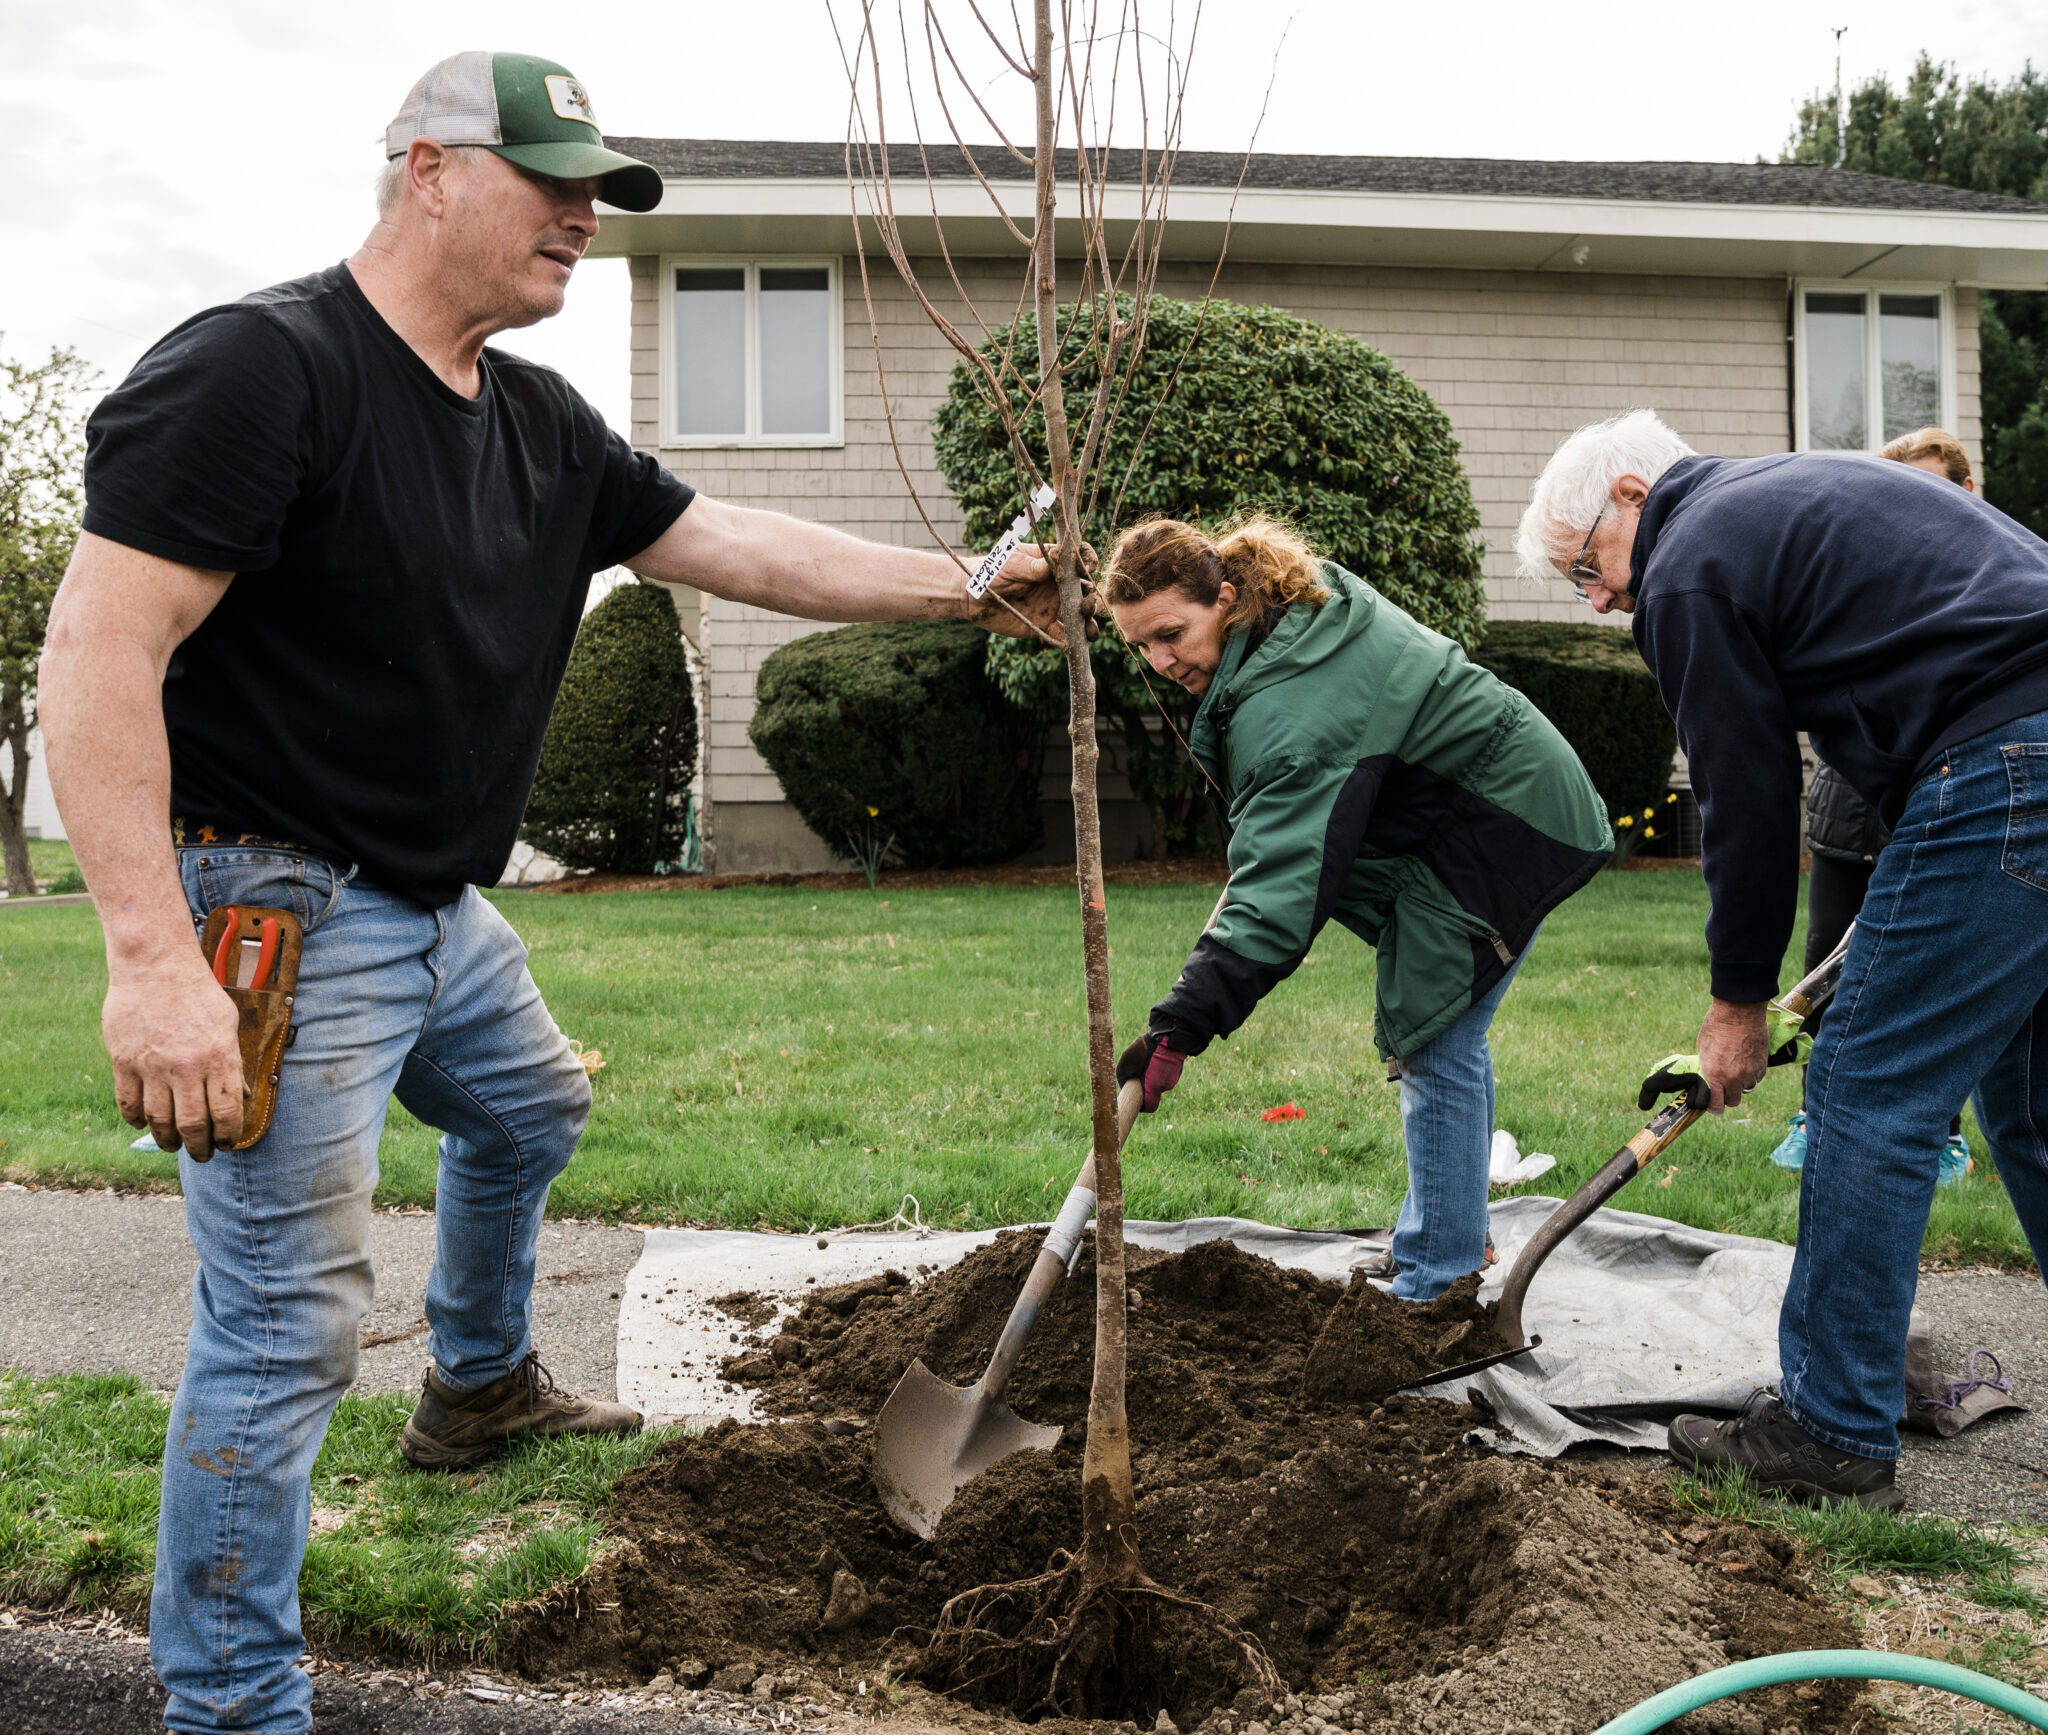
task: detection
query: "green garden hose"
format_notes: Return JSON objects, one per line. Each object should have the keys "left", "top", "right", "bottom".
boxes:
{"left": 1590, "top": 1649, "right": 2048, "bottom": 1733}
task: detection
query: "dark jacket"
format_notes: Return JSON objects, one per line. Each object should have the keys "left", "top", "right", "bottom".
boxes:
{"left": 1805, "top": 764, "right": 1888, "bottom": 863}
{"left": 1632, "top": 452, "right": 2048, "bottom": 1002}
{"left": 1153, "top": 564, "right": 1611, "bottom": 1061}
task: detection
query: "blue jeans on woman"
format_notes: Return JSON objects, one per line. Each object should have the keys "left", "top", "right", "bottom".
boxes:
{"left": 152, "top": 847, "right": 592, "bottom": 1734}
{"left": 1788, "top": 708, "right": 2048, "bottom": 1459}
{"left": 1388, "top": 936, "right": 1533, "bottom": 1300}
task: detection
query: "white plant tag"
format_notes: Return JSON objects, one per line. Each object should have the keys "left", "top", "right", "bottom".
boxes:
{"left": 964, "top": 482, "right": 1057, "bottom": 599}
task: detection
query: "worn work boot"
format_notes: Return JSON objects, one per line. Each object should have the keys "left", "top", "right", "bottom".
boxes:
{"left": 401, "top": 1353, "right": 642, "bottom": 1470}
{"left": 1668, "top": 1394, "right": 1903, "bottom": 1510}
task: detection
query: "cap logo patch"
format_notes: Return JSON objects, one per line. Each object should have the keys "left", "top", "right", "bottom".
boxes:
{"left": 545, "top": 75, "right": 597, "bottom": 127}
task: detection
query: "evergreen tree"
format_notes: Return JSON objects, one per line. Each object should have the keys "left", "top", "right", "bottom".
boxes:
{"left": 520, "top": 581, "right": 697, "bottom": 875}
{"left": 1780, "top": 56, "right": 2048, "bottom": 531}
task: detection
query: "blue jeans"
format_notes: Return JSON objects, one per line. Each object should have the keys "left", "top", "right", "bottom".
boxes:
{"left": 1787, "top": 708, "right": 2048, "bottom": 1459}
{"left": 1388, "top": 938, "right": 1533, "bottom": 1300}
{"left": 152, "top": 848, "right": 592, "bottom": 1734}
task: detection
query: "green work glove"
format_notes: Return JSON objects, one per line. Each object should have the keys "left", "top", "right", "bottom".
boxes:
{"left": 1764, "top": 1002, "right": 1813, "bottom": 1066}
{"left": 1639, "top": 1054, "right": 1708, "bottom": 1112}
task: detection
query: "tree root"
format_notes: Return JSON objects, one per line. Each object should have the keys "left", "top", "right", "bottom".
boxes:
{"left": 919, "top": 1552, "right": 1284, "bottom": 1723}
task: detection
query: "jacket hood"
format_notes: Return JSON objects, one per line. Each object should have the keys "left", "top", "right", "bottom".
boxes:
{"left": 1193, "top": 563, "right": 1383, "bottom": 738}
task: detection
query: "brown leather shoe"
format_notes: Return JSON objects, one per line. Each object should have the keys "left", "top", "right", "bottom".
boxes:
{"left": 401, "top": 1353, "right": 642, "bottom": 1470}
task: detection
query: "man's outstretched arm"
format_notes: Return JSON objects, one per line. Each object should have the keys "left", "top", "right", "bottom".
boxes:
{"left": 624, "top": 494, "right": 1073, "bottom": 640}
{"left": 39, "top": 530, "right": 246, "bottom": 1158}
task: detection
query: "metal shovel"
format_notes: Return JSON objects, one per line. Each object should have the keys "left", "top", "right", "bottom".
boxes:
{"left": 873, "top": 1079, "right": 1145, "bottom": 1538}
{"left": 1486, "top": 923, "right": 1855, "bottom": 1361}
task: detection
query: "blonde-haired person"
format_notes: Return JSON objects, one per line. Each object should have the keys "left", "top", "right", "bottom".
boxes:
{"left": 1104, "top": 516, "right": 1612, "bottom": 1301}
{"left": 1773, "top": 429, "right": 1980, "bottom": 1183}
{"left": 1881, "top": 426, "right": 1976, "bottom": 490}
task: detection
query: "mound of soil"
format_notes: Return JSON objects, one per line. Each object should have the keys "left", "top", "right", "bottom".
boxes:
{"left": 509, "top": 1234, "right": 1864, "bottom": 1734}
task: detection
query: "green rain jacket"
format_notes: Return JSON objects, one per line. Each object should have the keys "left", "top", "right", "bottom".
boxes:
{"left": 1153, "top": 564, "right": 1612, "bottom": 1062}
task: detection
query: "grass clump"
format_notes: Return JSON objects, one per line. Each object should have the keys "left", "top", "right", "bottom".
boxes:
{"left": 0, "top": 1370, "right": 663, "bottom": 1659}
{"left": 1670, "top": 1467, "right": 2045, "bottom": 1614}
{"left": 0, "top": 1371, "right": 163, "bottom": 1604}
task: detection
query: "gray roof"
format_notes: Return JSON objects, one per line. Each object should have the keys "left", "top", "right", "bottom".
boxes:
{"left": 608, "top": 138, "right": 2048, "bottom": 216}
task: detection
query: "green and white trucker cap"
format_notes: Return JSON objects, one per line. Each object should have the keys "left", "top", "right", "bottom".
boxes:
{"left": 384, "top": 52, "right": 662, "bottom": 212}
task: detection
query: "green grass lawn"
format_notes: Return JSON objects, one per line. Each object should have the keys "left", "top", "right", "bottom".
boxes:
{"left": 6, "top": 839, "right": 82, "bottom": 895}
{"left": 0, "top": 1369, "right": 661, "bottom": 1655}
{"left": 0, "top": 870, "right": 2030, "bottom": 1266}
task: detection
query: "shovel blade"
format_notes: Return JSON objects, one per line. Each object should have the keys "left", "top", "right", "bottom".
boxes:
{"left": 872, "top": 1358, "right": 1062, "bottom": 1539}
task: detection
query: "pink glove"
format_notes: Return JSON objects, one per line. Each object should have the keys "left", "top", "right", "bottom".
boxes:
{"left": 1116, "top": 1032, "right": 1186, "bottom": 1113}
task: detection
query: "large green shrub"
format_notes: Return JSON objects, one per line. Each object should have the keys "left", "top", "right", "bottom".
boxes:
{"left": 932, "top": 295, "right": 1487, "bottom": 853}
{"left": 521, "top": 582, "right": 697, "bottom": 874}
{"left": 747, "top": 621, "right": 1044, "bottom": 869}
{"left": 1471, "top": 621, "right": 1677, "bottom": 821}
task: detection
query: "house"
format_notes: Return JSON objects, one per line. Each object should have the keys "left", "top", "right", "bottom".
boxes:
{"left": 589, "top": 142, "right": 2048, "bottom": 872}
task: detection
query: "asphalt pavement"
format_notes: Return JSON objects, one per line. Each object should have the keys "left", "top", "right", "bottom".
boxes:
{"left": 0, "top": 1615, "right": 783, "bottom": 1735}
{"left": 1899, "top": 1268, "right": 2048, "bottom": 1524}
{"left": 0, "top": 1185, "right": 641, "bottom": 1403}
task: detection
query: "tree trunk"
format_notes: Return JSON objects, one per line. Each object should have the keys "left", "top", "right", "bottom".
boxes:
{"left": 0, "top": 682, "right": 35, "bottom": 898}
{"left": 1031, "top": 0, "right": 1141, "bottom": 1592}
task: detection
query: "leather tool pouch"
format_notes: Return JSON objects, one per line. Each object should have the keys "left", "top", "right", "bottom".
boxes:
{"left": 197, "top": 903, "right": 303, "bottom": 1155}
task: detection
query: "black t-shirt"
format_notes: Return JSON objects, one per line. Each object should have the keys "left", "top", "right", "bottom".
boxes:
{"left": 83, "top": 262, "right": 694, "bottom": 906}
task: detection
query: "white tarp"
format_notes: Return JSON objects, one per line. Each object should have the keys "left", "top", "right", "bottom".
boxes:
{"left": 617, "top": 1200, "right": 1793, "bottom": 1455}
{"left": 1465, "top": 1196, "right": 1793, "bottom": 1454}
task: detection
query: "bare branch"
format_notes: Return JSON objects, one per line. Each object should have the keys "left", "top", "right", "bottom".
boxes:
{"left": 1105, "top": 5, "right": 1287, "bottom": 532}
{"left": 927, "top": 6, "right": 1035, "bottom": 170}
{"left": 962, "top": 0, "right": 1036, "bottom": 80}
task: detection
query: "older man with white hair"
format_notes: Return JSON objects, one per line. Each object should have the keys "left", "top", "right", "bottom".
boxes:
{"left": 38, "top": 51, "right": 1068, "bottom": 1735}
{"left": 1515, "top": 411, "right": 2048, "bottom": 1511}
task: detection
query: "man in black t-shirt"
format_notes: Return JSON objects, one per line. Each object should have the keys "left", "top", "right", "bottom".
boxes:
{"left": 39, "top": 52, "right": 1067, "bottom": 1735}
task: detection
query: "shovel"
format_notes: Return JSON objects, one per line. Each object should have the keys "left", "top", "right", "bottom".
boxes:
{"left": 1487, "top": 923, "right": 1855, "bottom": 1359}
{"left": 873, "top": 1078, "right": 1145, "bottom": 1538}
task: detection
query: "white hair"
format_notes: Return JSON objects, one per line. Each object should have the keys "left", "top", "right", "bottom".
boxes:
{"left": 1515, "top": 409, "right": 1696, "bottom": 580}
{"left": 375, "top": 153, "right": 408, "bottom": 216}
{"left": 374, "top": 143, "right": 492, "bottom": 218}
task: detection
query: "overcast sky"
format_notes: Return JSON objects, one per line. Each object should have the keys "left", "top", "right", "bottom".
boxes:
{"left": 11, "top": 0, "right": 2045, "bottom": 432}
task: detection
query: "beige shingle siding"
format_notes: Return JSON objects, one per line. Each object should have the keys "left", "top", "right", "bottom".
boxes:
{"left": 1954, "top": 288, "right": 1983, "bottom": 472}
{"left": 633, "top": 254, "right": 1798, "bottom": 806}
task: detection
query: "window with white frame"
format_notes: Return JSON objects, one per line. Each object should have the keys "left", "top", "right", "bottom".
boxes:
{"left": 661, "top": 258, "right": 841, "bottom": 446}
{"left": 1796, "top": 284, "right": 1951, "bottom": 452}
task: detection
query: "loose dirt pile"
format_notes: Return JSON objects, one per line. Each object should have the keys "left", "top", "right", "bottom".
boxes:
{"left": 509, "top": 1233, "right": 1862, "bottom": 1734}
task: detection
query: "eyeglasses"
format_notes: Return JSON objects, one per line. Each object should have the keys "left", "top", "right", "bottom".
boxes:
{"left": 1565, "top": 507, "right": 1607, "bottom": 600}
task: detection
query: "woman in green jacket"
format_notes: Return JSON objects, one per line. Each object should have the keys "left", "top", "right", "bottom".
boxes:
{"left": 1105, "top": 516, "right": 1611, "bottom": 1301}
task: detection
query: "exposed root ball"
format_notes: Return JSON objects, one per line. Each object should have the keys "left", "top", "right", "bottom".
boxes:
{"left": 924, "top": 1558, "right": 1282, "bottom": 1723}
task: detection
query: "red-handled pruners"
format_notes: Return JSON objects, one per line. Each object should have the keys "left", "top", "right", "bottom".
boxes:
{"left": 210, "top": 908, "right": 281, "bottom": 992}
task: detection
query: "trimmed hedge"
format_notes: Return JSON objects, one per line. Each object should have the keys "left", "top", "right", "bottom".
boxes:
{"left": 1471, "top": 621, "right": 1677, "bottom": 821}
{"left": 934, "top": 295, "right": 1487, "bottom": 853}
{"left": 521, "top": 582, "right": 697, "bottom": 875}
{"left": 747, "top": 621, "right": 1044, "bottom": 869}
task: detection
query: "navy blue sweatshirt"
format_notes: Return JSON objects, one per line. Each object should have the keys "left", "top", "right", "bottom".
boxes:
{"left": 1631, "top": 453, "right": 2048, "bottom": 1002}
